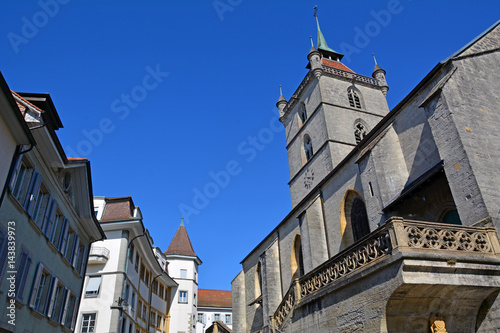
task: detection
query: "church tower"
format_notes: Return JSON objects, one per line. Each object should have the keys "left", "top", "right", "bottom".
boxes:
{"left": 278, "top": 8, "right": 390, "bottom": 207}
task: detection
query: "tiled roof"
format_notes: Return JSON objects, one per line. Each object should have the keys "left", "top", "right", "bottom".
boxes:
{"left": 321, "top": 58, "right": 355, "bottom": 73}
{"left": 165, "top": 221, "right": 197, "bottom": 257}
{"left": 11, "top": 90, "right": 43, "bottom": 112}
{"left": 198, "top": 289, "right": 232, "bottom": 308}
{"left": 100, "top": 197, "right": 136, "bottom": 222}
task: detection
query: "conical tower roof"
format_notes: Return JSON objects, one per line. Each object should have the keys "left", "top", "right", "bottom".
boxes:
{"left": 165, "top": 219, "right": 197, "bottom": 257}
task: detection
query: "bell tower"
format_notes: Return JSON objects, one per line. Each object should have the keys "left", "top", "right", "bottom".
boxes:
{"left": 278, "top": 8, "right": 391, "bottom": 207}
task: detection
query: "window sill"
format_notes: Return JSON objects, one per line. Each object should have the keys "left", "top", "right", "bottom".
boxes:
{"left": 30, "top": 308, "right": 45, "bottom": 319}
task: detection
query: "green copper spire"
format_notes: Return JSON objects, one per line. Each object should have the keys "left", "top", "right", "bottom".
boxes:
{"left": 313, "top": 6, "right": 344, "bottom": 61}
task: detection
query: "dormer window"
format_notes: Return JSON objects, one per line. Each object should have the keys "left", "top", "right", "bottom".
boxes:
{"left": 348, "top": 88, "right": 362, "bottom": 109}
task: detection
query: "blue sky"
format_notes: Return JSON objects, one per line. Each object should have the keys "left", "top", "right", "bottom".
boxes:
{"left": 1, "top": 1, "right": 499, "bottom": 291}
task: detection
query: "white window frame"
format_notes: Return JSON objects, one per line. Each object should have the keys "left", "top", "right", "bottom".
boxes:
{"left": 179, "top": 290, "right": 188, "bottom": 303}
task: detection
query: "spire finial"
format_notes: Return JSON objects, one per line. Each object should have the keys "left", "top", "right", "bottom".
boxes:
{"left": 310, "top": 36, "right": 314, "bottom": 47}
{"left": 279, "top": 85, "right": 283, "bottom": 96}
{"left": 314, "top": 5, "right": 318, "bottom": 17}
{"left": 180, "top": 217, "right": 185, "bottom": 227}
{"left": 372, "top": 53, "right": 378, "bottom": 65}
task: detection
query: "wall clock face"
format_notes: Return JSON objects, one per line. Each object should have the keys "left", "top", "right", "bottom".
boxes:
{"left": 304, "top": 168, "right": 315, "bottom": 189}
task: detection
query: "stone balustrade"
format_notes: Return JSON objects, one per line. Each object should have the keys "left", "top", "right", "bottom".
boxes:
{"left": 270, "top": 217, "right": 500, "bottom": 331}
{"left": 321, "top": 65, "right": 380, "bottom": 85}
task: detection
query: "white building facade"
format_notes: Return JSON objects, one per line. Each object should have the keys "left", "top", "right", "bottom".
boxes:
{"left": 76, "top": 196, "right": 177, "bottom": 333}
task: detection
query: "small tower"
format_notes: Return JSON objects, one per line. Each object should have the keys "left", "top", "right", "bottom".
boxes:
{"left": 165, "top": 219, "right": 202, "bottom": 333}
{"left": 372, "top": 54, "right": 389, "bottom": 96}
{"left": 276, "top": 85, "right": 287, "bottom": 118}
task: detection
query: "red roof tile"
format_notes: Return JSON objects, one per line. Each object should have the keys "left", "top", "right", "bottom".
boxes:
{"left": 165, "top": 222, "right": 197, "bottom": 257}
{"left": 198, "top": 289, "right": 232, "bottom": 308}
{"left": 321, "top": 58, "right": 355, "bottom": 73}
{"left": 11, "top": 90, "right": 43, "bottom": 112}
{"left": 100, "top": 197, "right": 136, "bottom": 221}
{"left": 68, "top": 157, "right": 88, "bottom": 161}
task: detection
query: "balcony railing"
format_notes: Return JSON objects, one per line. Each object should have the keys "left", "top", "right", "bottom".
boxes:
{"left": 321, "top": 65, "right": 380, "bottom": 86}
{"left": 270, "top": 217, "right": 500, "bottom": 331}
{"left": 88, "top": 246, "right": 110, "bottom": 264}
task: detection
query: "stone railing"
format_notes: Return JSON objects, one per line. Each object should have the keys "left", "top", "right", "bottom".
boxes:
{"left": 269, "top": 218, "right": 500, "bottom": 331}
{"left": 322, "top": 65, "right": 380, "bottom": 85}
{"left": 269, "top": 279, "right": 299, "bottom": 329}
{"left": 396, "top": 219, "right": 498, "bottom": 253}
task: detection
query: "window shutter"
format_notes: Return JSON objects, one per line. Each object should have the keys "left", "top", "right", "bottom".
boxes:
{"left": 43, "top": 198, "right": 58, "bottom": 237}
{"left": 79, "top": 245, "right": 88, "bottom": 275}
{"left": 60, "top": 288, "right": 71, "bottom": 326}
{"left": 71, "top": 235, "right": 80, "bottom": 267}
{"left": 8, "top": 152, "right": 22, "bottom": 191}
{"left": 29, "top": 263, "right": 44, "bottom": 308}
{"left": 71, "top": 296, "right": 79, "bottom": 330}
{"left": 0, "top": 230, "right": 7, "bottom": 276}
{"left": 46, "top": 277, "right": 59, "bottom": 318}
{"left": 58, "top": 218, "right": 69, "bottom": 253}
{"left": 22, "top": 170, "right": 37, "bottom": 211}
{"left": 26, "top": 172, "right": 42, "bottom": 216}
{"left": 16, "top": 252, "right": 32, "bottom": 300}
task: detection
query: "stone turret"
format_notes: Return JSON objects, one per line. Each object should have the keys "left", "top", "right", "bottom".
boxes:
{"left": 372, "top": 54, "right": 389, "bottom": 96}
{"left": 276, "top": 85, "right": 287, "bottom": 118}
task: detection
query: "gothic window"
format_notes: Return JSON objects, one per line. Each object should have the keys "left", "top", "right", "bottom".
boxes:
{"left": 351, "top": 198, "right": 370, "bottom": 242}
{"left": 348, "top": 88, "right": 362, "bottom": 109}
{"left": 354, "top": 122, "right": 368, "bottom": 144}
{"left": 255, "top": 261, "right": 263, "bottom": 297}
{"left": 290, "top": 234, "right": 304, "bottom": 281}
{"left": 299, "top": 102, "right": 307, "bottom": 125}
{"left": 442, "top": 209, "right": 462, "bottom": 225}
{"left": 304, "top": 135, "right": 313, "bottom": 161}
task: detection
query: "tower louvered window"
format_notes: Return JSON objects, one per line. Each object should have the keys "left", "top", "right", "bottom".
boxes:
{"left": 348, "top": 89, "right": 362, "bottom": 109}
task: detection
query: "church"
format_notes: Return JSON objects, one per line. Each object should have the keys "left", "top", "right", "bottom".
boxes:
{"left": 232, "top": 14, "right": 500, "bottom": 333}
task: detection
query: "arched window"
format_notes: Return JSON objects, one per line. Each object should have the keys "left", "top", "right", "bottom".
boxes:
{"left": 351, "top": 197, "right": 370, "bottom": 241}
{"left": 348, "top": 88, "right": 362, "bottom": 109}
{"left": 299, "top": 102, "right": 307, "bottom": 125}
{"left": 354, "top": 121, "right": 368, "bottom": 144}
{"left": 255, "top": 261, "right": 263, "bottom": 297}
{"left": 442, "top": 209, "right": 462, "bottom": 225}
{"left": 290, "top": 234, "right": 304, "bottom": 281}
{"left": 304, "top": 135, "right": 313, "bottom": 161}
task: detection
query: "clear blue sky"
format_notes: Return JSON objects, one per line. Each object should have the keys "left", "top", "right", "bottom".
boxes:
{"left": 1, "top": 1, "right": 499, "bottom": 290}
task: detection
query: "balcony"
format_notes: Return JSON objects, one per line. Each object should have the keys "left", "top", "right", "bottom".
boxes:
{"left": 88, "top": 246, "right": 110, "bottom": 264}
{"left": 270, "top": 217, "right": 500, "bottom": 332}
